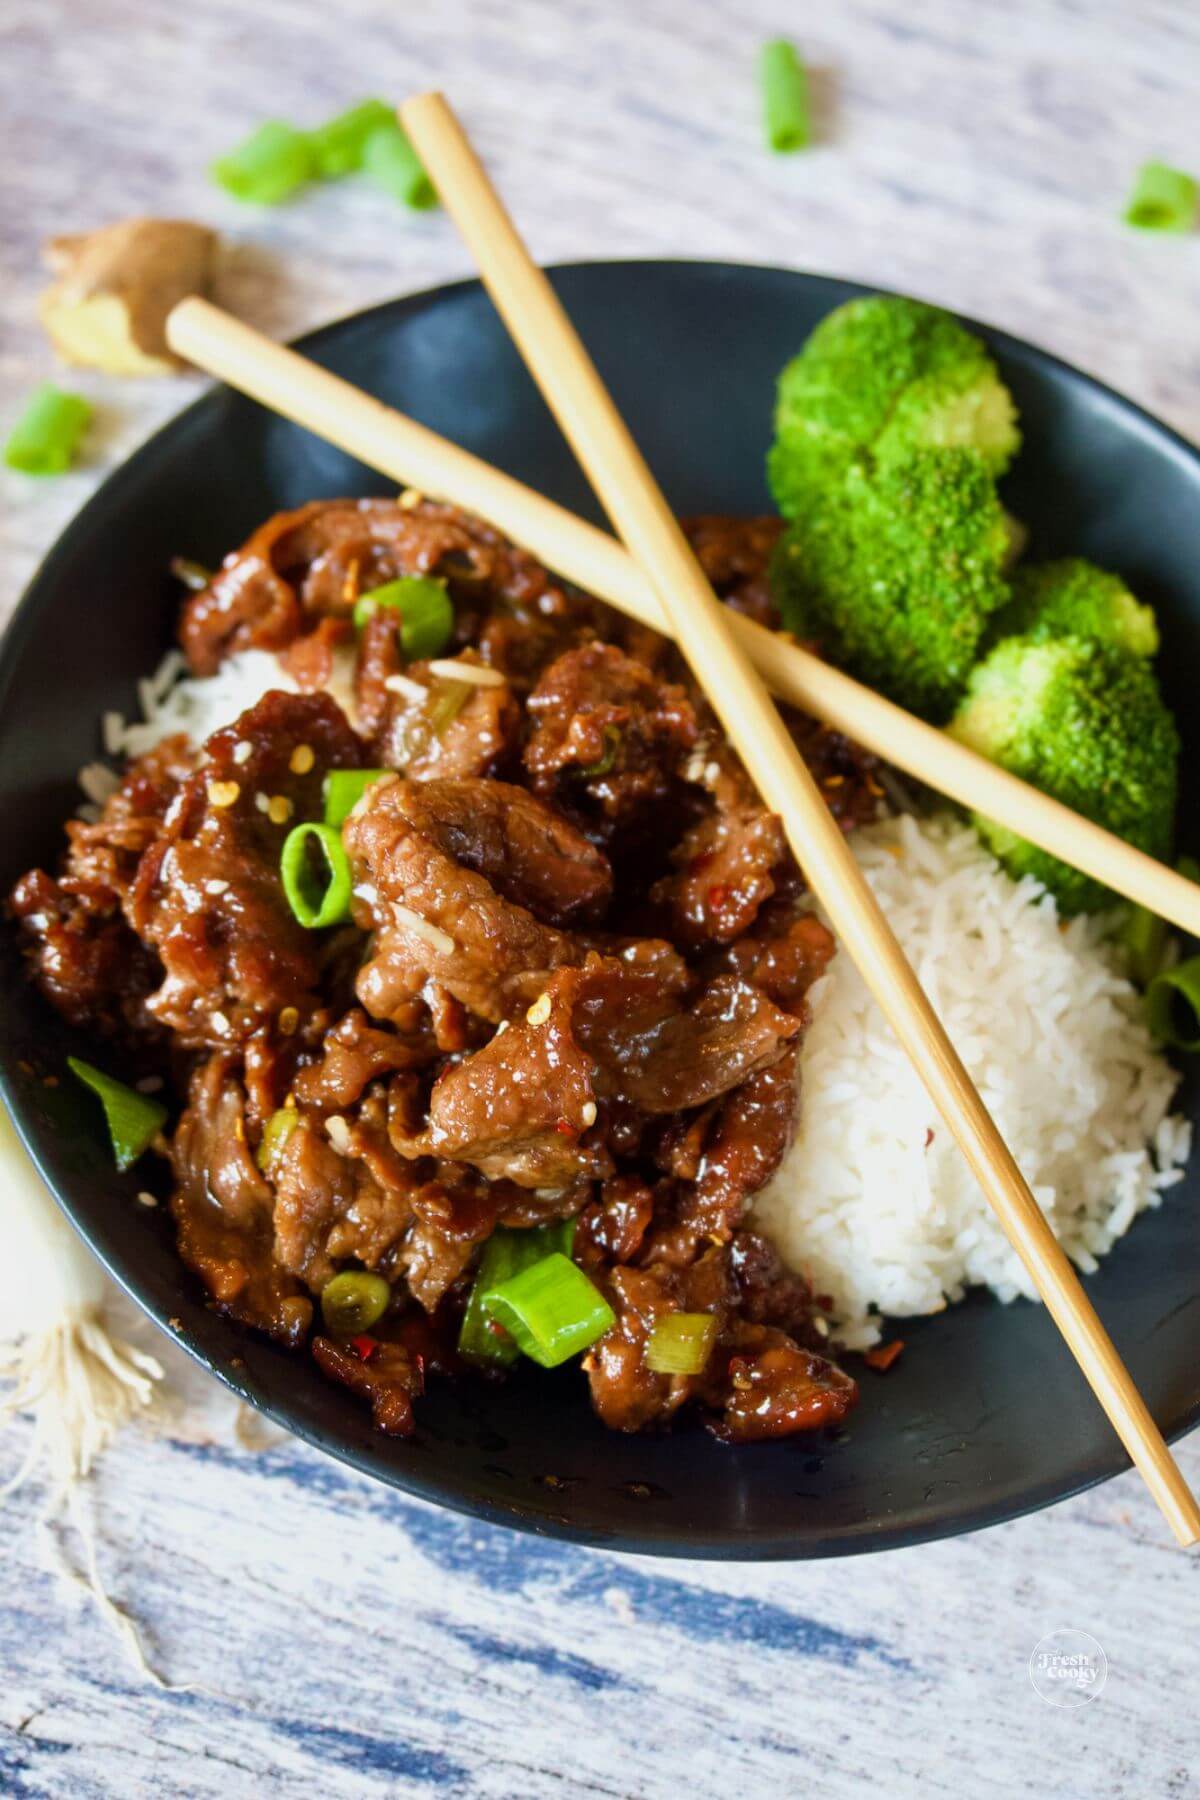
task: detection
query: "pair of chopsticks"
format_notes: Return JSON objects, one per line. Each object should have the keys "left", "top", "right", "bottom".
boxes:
{"left": 167, "top": 96, "right": 1200, "bottom": 1544}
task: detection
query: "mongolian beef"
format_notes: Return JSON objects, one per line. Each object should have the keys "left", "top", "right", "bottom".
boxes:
{"left": 10, "top": 495, "right": 882, "bottom": 1442}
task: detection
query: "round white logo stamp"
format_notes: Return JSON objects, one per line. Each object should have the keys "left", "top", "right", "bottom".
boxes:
{"left": 1029, "top": 1629, "right": 1108, "bottom": 1706}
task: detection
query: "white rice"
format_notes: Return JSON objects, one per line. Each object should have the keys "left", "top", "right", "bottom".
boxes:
{"left": 754, "top": 809, "right": 1189, "bottom": 1347}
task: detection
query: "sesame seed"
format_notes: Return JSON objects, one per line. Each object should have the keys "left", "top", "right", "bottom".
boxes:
{"left": 813, "top": 1316, "right": 830, "bottom": 1338}
{"left": 254, "top": 791, "right": 270, "bottom": 813}
{"left": 289, "top": 743, "right": 315, "bottom": 775}
{"left": 398, "top": 487, "right": 423, "bottom": 510}
{"left": 703, "top": 761, "right": 721, "bottom": 786}
{"left": 204, "top": 878, "right": 230, "bottom": 897}
{"left": 267, "top": 794, "right": 293, "bottom": 826}
{"left": 232, "top": 740, "right": 253, "bottom": 765}
{"left": 207, "top": 780, "right": 240, "bottom": 808}
{"left": 580, "top": 1100, "right": 597, "bottom": 1127}
{"left": 210, "top": 1010, "right": 231, "bottom": 1034}
{"left": 493, "top": 1019, "right": 510, "bottom": 1037}
{"left": 136, "top": 1191, "right": 158, "bottom": 1209}
{"left": 278, "top": 1006, "right": 299, "bottom": 1036}
{"left": 326, "top": 1115, "right": 352, "bottom": 1154}
{"left": 526, "top": 994, "right": 552, "bottom": 1026}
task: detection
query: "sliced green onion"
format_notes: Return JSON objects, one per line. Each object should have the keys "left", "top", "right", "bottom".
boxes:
{"left": 256, "top": 1106, "right": 299, "bottom": 1175}
{"left": 353, "top": 575, "right": 453, "bottom": 658}
{"left": 1147, "top": 956, "right": 1200, "bottom": 1051}
{"left": 307, "top": 99, "right": 395, "bottom": 179}
{"left": 362, "top": 122, "right": 438, "bottom": 210}
{"left": 579, "top": 726, "right": 622, "bottom": 778}
{"left": 68, "top": 1057, "right": 167, "bottom": 1172}
{"left": 323, "top": 769, "right": 390, "bottom": 830}
{"left": 1123, "top": 161, "right": 1197, "bottom": 233}
{"left": 760, "top": 39, "right": 811, "bottom": 153}
{"left": 1124, "top": 855, "right": 1200, "bottom": 987}
{"left": 458, "top": 1221, "right": 575, "bottom": 1365}
{"left": 280, "top": 822, "right": 353, "bottom": 928}
{"left": 645, "top": 1312, "right": 718, "bottom": 1376}
{"left": 4, "top": 384, "right": 92, "bottom": 476}
{"left": 211, "top": 120, "right": 315, "bottom": 205}
{"left": 484, "top": 1252, "right": 614, "bottom": 1369}
{"left": 321, "top": 1270, "right": 392, "bottom": 1336}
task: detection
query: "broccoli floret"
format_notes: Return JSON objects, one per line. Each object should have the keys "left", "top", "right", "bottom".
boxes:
{"left": 989, "top": 557, "right": 1160, "bottom": 658}
{"left": 947, "top": 635, "right": 1178, "bottom": 911}
{"left": 768, "top": 295, "right": 1020, "bottom": 518}
{"left": 771, "top": 446, "right": 1013, "bottom": 720}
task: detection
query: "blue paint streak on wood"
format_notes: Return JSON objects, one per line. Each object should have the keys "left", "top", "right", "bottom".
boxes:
{"left": 172, "top": 1441, "right": 913, "bottom": 1674}
{"left": 441, "top": 1621, "right": 637, "bottom": 1693}
{"left": 262, "top": 1718, "right": 469, "bottom": 1786}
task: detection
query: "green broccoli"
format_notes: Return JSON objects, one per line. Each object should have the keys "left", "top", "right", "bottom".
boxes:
{"left": 771, "top": 445, "right": 1013, "bottom": 720}
{"left": 946, "top": 635, "right": 1178, "bottom": 912}
{"left": 768, "top": 295, "right": 1020, "bottom": 518}
{"left": 989, "top": 557, "right": 1159, "bottom": 658}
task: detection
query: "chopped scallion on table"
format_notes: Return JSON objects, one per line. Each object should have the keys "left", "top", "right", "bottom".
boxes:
{"left": 280, "top": 821, "right": 353, "bottom": 928}
{"left": 760, "top": 39, "right": 811, "bottom": 153}
{"left": 323, "top": 768, "right": 390, "bottom": 829}
{"left": 484, "top": 1252, "right": 614, "bottom": 1369}
{"left": 458, "top": 1222, "right": 576, "bottom": 1365}
{"left": 308, "top": 98, "right": 395, "bottom": 178}
{"left": 353, "top": 575, "right": 453, "bottom": 658}
{"left": 211, "top": 120, "right": 316, "bottom": 205}
{"left": 4, "top": 384, "right": 92, "bottom": 475}
{"left": 1147, "top": 956, "right": 1200, "bottom": 1051}
{"left": 362, "top": 122, "right": 438, "bottom": 209}
{"left": 1123, "top": 161, "right": 1197, "bottom": 232}
{"left": 68, "top": 1057, "right": 167, "bottom": 1172}
{"left": 645, "top": 1312, "right": 718, "bottom": 1376}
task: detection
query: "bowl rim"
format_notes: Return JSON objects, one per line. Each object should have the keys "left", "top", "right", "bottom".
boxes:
{"left": 3, "top": 257, "right": 1198, "bottom": 1560}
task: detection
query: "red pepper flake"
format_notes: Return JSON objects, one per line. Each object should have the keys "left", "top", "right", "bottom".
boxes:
{"left": 924, "top": 1127, "right": 935, "bottom": 1149}
{"left": 707, "top": 884, "right": 730, "bottom": 910}
{"left": 351, "top": 1334, "right": 379, "bottom": 1362}
{"left": 863, "top": 1339, "right": 905, "bottom": 1372}
{"left": 554, "top": 1118, "right": 576, "bottom": 1136}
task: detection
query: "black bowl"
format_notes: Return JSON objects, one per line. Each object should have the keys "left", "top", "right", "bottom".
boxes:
{"left": 3, "top": 262, "right": 1198, "bottom": 1559}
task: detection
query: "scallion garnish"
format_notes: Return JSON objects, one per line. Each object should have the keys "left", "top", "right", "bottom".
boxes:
{"left": 308, "top": 99, "right": 395, "bottom": 179}
{"left": 211, "top": 120, "right": 316, "bottom": 205}
{"left": 256, "top": 1106, "right": 300, "bottom": 1175}
{"left": 578, "top": 726, "right": 622, "bottom": 778}
{"left": 170, "top": 556, "right": 214, "bottom": 592}
{"left": 645, "top": 1312, "right": 718, "bottom": 1376}
{"left": 353, "top": 575, "right": 454, "bottom": 659}
{"left": 458, "top": 1221, "right": 575, "bottom": 1365}
{"left": 68, "top": 1058, "right": 167, "bottom": 1172}
{"left": 1147, "top": 956, "right": 1200, "bottom": 1051}
{"left": 323, "top": 769, "right": 390, "bottom": 830}
{"left": 321, "top": 1270, "right": 392, "bottom": 1336}
{"left": 1123, "top": 161, "right": 1197, "bottom": 233}
{"left": 4, "top": 384, "right": 92, "bottom": 476}
{"left": 484, "top": 1252, "right": 614, "bottom": 1369}
{"left": 361, "top": 122, "right": 438, "bottom": 210}
{"left": 280, "top": 821, "right": 353, "bottom": 928}
{"left": 760, "top": 39, "right": 811, "bottom": 153}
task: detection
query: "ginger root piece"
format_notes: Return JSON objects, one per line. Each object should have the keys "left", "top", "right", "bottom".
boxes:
{"left": 39, "top": 218, "right": 218, "bottom": 376}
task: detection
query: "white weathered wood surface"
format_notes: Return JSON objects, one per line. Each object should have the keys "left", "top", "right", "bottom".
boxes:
{"left": 2, "top": 1, "right": 1199, "bottom": 1793}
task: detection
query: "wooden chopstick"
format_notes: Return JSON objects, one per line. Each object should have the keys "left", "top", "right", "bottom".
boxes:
{"left": 401, "top": 89, "right": 1200, "bottom": 1546}
{"left": 167, "top": 297, "right": 1200, "bottom": 942}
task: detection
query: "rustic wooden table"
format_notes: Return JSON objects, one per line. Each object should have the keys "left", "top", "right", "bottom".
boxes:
{"left": 2, "top": 2, "right": 1199, "bottom": 1794}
